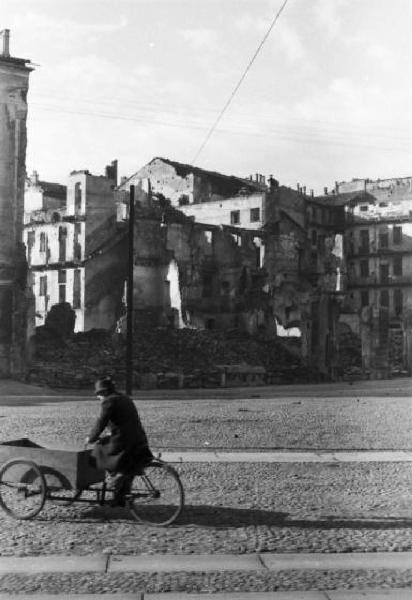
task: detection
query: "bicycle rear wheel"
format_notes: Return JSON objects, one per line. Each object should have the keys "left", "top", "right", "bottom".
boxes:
{"left": 0, "top": 459, "right": 46, "bottom": 519}
{"left": 127, "top": 460, "right": 184, "bottom": 526}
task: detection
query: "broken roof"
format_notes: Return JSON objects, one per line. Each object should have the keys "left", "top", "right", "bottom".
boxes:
{"left": 312, "top": 191, "right": 367, "bottom": 207}
{"left": 36, "top": 180, "right": 67, "bottom": 200}
{"left": 127, "top": 157, "right": 267, "bottom": 197}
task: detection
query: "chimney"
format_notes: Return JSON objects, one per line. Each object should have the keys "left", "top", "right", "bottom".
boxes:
{"left": 310, "top": 189, "right": 314, "bottom": 198}
{"left": 0, "top": 29, "right": 10, "bottom": 57}
{"left": 268, "top": 175, "right": 279, "bottom": 191}
{"left": 296, "top": 183, "right": 300, "bottom": 192}
{"left": 303, "top": 186, "right": 306, "bottom": 195}
{"left": 30, "top": 170, "right": 39, "bottom": 185}
{"left": 255, "top": 173, "right": 259, "bottom": 182}
{"left": 324, "top": 187, "right": 328, "bottom": 195}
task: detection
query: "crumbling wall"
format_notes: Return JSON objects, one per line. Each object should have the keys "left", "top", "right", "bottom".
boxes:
{"left": 83, "top": 229, "right": 128, "bottom": 331}
{"left": 131, "top": 196, "right": 271, "bottom": 332}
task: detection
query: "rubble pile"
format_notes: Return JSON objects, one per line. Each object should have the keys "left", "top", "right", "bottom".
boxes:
{"left": 28, "top": 325, "right": 317, "bottom": 389}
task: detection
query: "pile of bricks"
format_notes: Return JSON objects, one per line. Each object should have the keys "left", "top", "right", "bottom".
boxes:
{"left": 28, "top": 325, "right": 317, "bottom": 389}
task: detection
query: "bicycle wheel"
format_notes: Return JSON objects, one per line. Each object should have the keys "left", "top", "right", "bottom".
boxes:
{"left": 0, "top": 459, "right": 47, "bottom": 519}
{"left": 127, "top": 460, "right": 184, "bottom": 526}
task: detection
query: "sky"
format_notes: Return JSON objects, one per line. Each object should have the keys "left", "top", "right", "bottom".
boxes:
{"left": 2, "top": 0, "right": 412, "bottom": 193}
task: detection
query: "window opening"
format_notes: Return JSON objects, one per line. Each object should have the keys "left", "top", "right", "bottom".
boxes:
{"left": 230, "top": 210, "right": 240, "bottom": 225}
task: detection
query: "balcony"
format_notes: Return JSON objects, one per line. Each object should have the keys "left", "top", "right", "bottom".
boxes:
{"left": 346, "top": 247, "right": 412, "bottom": 259}
{"left": 345, "top": 213, "right": 412, "bottom": 225}
{"left": 348, "top": 275, "right": 412, "bottom": 288}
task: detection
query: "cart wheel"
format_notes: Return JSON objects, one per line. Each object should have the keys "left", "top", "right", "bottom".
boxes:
{"left": 127, "top": 460, "right": 184, "bottom": 526}
{"left": 0, "top": 459, "right": 46, "bottom": 520}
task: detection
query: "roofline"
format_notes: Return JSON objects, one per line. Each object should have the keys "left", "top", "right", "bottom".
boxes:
{"left": 118, "top": 157, "right": 268, "bottom": 191}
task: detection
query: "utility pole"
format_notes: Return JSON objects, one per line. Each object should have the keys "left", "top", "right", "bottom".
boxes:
{"left": 126, "top": 185, "right": 135, "bottom": 395}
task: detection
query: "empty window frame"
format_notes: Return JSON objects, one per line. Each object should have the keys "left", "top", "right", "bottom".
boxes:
{"left": 393, "top": 226, "right": 402, "bottom": 245}
{"left": 360, "top": 259, "right": 369, "bottom": 278}
{"left": 379, "top": 231, "right": 389, "bottom": 249}
{"left": 360, "top": 290, "right": 369, "bottom": 307}
{"left": 393, "top": 255, "right": 403, "bottom": 276}
{"left": 59, "top": 284, "right": 66, "bottom": 303}
{"left": 27, "top": 231, "right": 35, "bottom": 265}
{"left": 58, "top": 226, "right": 67, "bottom": 262}
{"left": 230, "top": 210, "right": 240, "bottom": 225}
{"left": 394, "top": 288, "right": 403, "bottom": 315}
{"left": 74, "top": 222, "right": 82, "bottom": 260}
{"left": 39, "top": 275, "right": 47, "bottom": 296}
{"left": 380, "top": 264, "right": 389, "bottom": 284}
{"left": 74, "top": 182, "right": 82, "bottom": 214}
{"left": 250, "top": 207, "right": 260, "bottom": 222}
{"left": 73, "top": 269, "right": 81, "bottom": 308}
{"left": 359, "top": 229, "right": 369, "bottom": 253}
{"left": 311, "top": 229, "right": 317, "bottom": 246}
{"left": 380, "top": 289, "right": 389, "bottom": 307}
{"left": 39, "top": 232, "right": 47, "bottom": 252}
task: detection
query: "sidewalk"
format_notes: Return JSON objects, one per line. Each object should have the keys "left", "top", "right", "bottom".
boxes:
{"left": 1, "top": 553, "right": 412, "bottom": 599}
{"left": 2, "top": 551, "right": 412, "bottom": 574}
{"left": 0, "top": 592, "right": 410, "bottom": 599}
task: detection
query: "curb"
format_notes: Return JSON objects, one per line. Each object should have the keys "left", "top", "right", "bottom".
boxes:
{"left": 2, "top": 552, "right": 412, "bottom": 574}
{"left": 0, "top": 590, "right": 411, "bottom": 599}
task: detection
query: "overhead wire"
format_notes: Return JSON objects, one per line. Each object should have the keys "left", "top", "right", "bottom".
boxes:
{"left": 190, "top": 0, "right": 290, "bottom": 164}
{"left": 29, "top": 91, "right": 411, "bottom": 140}
{"left": 30, "top": 102, "right": 412, "bottom": 154}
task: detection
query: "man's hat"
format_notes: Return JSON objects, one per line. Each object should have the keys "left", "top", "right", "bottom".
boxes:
{"left": 94, "top": 377, "right": 114, "bottom": 394}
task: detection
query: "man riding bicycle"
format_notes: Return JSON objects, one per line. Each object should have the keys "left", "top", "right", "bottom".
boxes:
{"left": 86, "top": 377, "right": 153, "bottom": 507}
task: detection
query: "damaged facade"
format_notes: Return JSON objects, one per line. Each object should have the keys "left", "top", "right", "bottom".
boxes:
{"left": 119, "top": 159, "right": 345, "bottom": 379}
{"left": 0, "top": 30, "right": 32, "bottom": 377}
{"left": 23, "top": 162, "right": 127, "bottom": 332}
{"left": 336, "top": 177, "right": 412, "bottom": 377}
{"left": 24, "top": 149, "right": 410, "bottom": 382}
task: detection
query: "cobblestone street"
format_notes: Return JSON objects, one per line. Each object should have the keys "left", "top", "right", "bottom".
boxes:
{"left": 0, "top": 379, "right": 411, "bottom": 594}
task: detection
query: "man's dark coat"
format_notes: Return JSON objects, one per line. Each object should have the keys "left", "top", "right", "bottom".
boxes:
{"left": 88, "top": 391, "right": 152, "bottom": 473}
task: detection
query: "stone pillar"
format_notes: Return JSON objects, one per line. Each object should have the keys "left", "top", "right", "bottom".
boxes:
{"left": 0, "top": 31, "right": 32, "bottom": 376}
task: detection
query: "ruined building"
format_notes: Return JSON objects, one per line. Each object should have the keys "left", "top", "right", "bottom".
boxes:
{"left": 24, "top": 162, "right": 127, "bottom": 332}
{"left": 119, "top": 160, "right": 345, "bottom": 380}
{"left": 336, "top": 177, "right": 412, "bottom": 377}
{"left": 0, "top": 30, "right": 33, "bottom": 376}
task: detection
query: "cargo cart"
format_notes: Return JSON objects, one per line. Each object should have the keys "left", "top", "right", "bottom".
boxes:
{"left": 0, "top": 438, "right": 184, "bottom": 526}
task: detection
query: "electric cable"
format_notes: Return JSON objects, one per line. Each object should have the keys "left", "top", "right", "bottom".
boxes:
{"left": 190, "top": 0, "right": 290, "bottom": 164}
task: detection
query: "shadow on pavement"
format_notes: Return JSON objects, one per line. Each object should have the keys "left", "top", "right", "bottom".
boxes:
{"left": 178, "top": 505, "right": 412, "bottom": 530}
{"left": 37, "top": 504, "right": 412, "bottom": 530}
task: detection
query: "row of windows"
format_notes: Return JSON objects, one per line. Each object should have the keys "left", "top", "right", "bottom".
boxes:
{"left": 349, "top": 226, "right": 403, "bottom": 252}
{"left": 359, "top": 288, "right": 403, "bottom": 314}
{"left": 27, "top": 224, "right": 82, "bottom": 263}
{"left": 38, "top": 270, "right": 82, "bottom": 308}
{"left": 230, "top": 208, "right": 260, "bottom": 225}
{"left": 356, "top": 256, "right": 404, "bottom": 279}
{"left": 309, "top": 205, "right": 335, "bottom": 225}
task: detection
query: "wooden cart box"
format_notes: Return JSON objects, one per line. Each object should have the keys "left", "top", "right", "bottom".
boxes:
{"left": 0, "top": 439, "right": 104, "bottom": 490}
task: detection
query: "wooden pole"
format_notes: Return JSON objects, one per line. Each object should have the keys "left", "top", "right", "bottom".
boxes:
{"left": 126, "top": 185, "right": 135, "bottom": 395}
